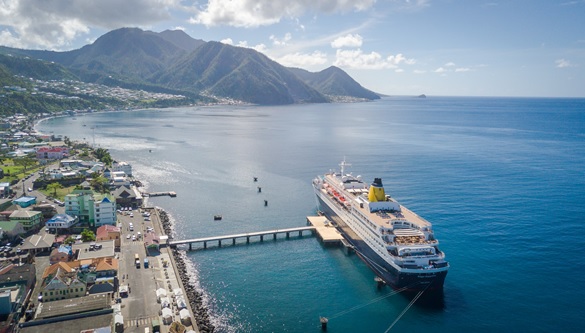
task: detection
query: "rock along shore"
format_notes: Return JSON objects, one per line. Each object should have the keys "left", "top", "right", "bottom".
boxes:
{"left": 158, "top": 208, "right": 216, "bottom": 333}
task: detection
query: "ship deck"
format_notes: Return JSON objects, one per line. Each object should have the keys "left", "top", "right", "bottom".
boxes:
{"left": 324, "top": 173, "right": 432, "bottom": 230}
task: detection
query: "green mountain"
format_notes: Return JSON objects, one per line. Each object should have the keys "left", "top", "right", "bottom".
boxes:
{"left": 0, "top": 53, "right": 78, "bottom": 81}
{"left": 289, "top": 66, "right": 380, "bottom": 100}
{"left": 153, "top": 41, "right": 328, "bottom": 104}
{"left": 0, "top": 27, "right": 380, "bottom": 105}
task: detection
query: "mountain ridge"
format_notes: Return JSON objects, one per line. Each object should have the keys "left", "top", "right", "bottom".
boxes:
{"left": 0, "top": 27, "right": 380, "bottom": 105}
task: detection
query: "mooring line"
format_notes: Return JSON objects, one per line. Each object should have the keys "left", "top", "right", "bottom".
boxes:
{"left": 326, "top": 284, "right": 415, "bottom": 321}
{"left": 383, "top": 282, "right": 431, "bottom": 332}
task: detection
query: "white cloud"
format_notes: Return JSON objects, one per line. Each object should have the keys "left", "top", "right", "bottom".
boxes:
{"left": 220, "top": 38, "right": 234, "bottom": 45}
{"left": 221, "top": 38, "right": 268, "bottom": 53}
{"left": 434, "top": 67, "right": 447, "bottom": 73}
{"left": 274, "top": 51, "right": 328, "bottom": 67}
{"left": 334, "top": 49, "right": 385, "bottom": 69}
{"left": 444, "top": 62, "right": 456, "bottom": 67}
{"left": 388, "top": 53, "right": 416, "bottom": 65}
{"left": 455, "top": 67, "right": 471, "bottom": 72}
{"left": 333, "top": 49, "right": 416, "bottom": 70}
{"left": 270, "top": 33, "right": 292, "bottom": 46}
{"left": 555, "top": 58, "right": 574, "bottom": 68}
{"left": 190, "top": 0, "right": 376, "bottom": 27}
{"left": 0, "top": 0, "right": 179, "bottom": 49}
{"left": 331, "top": 34, "right": 363, "bottom": 48}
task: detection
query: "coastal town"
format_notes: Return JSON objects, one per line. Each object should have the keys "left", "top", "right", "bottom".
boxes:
{"left": 0, "top": 113, "right": 210, "bottom": 333}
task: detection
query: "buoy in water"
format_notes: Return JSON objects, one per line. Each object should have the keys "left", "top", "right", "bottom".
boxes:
{"left": 264, "top": 200, "right": 268, "bottom": 206}
{"left": 320, "top": 317, "right": 328, "bottom": 331}
{"left": 258, "top": 186, "right": 262, "bottom": 193}
{"left": 253, "top": 177, "right": 258, "bottom": 182}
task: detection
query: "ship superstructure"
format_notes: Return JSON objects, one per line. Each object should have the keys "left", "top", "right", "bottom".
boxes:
{"left": 313, "top": 159, "right": 449, "bottom": 290}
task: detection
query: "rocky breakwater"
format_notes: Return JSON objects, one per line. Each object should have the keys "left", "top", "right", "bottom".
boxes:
{"left": 158, "top": 209, "right": 215, "bottom": 333}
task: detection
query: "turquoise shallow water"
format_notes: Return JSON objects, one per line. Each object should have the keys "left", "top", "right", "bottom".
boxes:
{"left": 38, "top": 97, "right": 585, "bottom": 332}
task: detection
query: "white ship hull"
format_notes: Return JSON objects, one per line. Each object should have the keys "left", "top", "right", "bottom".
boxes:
{"left": 313, "top": 162, "right": 448, "bottom": 291}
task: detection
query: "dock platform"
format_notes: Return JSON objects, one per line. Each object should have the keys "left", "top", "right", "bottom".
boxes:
{"left": 306, "top": 216, "right": 344, "bottom": 245}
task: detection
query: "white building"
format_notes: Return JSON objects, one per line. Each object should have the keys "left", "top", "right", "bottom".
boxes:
{"left": 46, "top": 214, "right": 79, "bottom": 230}
{"left": 111, "top": 161, "right": 132, "bottom": 177}
{"left": 94, "top": 196, "right": 116, "bottom": 227}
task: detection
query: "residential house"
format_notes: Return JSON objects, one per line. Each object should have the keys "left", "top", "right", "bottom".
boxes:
{"left": 35, "top": 146, "right": 69, "bottom": 160}
{"left": 65, "top": 189, "right": 116, "bottom": 228}
{"left": 12, "top": 196, "right": 36, "bottom": 208}
{"left": 111, "top": 161, "right": 132, "bottom": 177}
{"left": 9, "top": 210, "right": 42, "bottom": 231}
{"left": 49, "top": 245, "right": 73, "bottom": 264}
{"left": 45, "top": 213, "right": 78, "bottom": 231}
{"left": 96, "top": 225, "right": 121, "bottom": 248}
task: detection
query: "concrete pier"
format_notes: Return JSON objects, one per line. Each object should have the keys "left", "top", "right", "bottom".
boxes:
{"left": 171, "top": 226, "right": 316, "bottom": 250}
{"left": 143, "top": 191, "right": 177, "bottom": 198}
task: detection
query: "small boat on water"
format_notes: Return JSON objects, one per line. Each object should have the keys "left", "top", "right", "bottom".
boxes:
{"left": 214, "top": 215, "right": 222, "bottom": 221}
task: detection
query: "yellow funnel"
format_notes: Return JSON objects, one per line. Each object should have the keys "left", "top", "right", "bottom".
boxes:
{"left": 368, "top": 178, "right": 386, "bottom": 202}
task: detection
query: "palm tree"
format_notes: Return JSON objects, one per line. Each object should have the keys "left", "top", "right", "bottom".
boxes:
{"left": 46, "top": 182, "right": 63, "bottom": 197}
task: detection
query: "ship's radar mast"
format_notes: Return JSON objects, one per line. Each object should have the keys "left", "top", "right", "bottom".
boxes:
{"left": 340, "top": 157, "right": 352, "bottom": 176}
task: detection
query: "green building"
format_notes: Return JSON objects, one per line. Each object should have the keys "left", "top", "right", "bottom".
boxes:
{"left": 64, "top": 189, "right": 116, "bottom": 228}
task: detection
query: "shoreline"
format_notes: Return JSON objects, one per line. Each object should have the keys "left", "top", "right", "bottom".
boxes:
{"left": 157, "top": 208, "right": 215, "bottom": 333}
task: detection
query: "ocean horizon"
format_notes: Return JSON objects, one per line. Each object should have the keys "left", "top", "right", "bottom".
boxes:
{"left": 37, "top": 96, "right": 585, "bottom": 332}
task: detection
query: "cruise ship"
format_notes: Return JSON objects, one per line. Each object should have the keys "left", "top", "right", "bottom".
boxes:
{"left": 313, "top": 160, "right": 449, "bottom": 291}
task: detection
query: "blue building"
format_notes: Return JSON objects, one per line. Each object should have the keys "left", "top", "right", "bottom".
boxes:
{"left": 13, "top": 196, "right": 36, "bottom": 208}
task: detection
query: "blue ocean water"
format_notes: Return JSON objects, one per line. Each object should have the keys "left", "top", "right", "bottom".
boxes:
{"left": 37, "top": 97, "right": 585, "bottom": 332}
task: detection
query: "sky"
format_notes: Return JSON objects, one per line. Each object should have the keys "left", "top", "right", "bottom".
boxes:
{"left": 0, "top": 0, "right": 584, "bottom": 97}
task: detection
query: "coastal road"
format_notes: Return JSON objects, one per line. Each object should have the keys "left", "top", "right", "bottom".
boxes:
{"left": 117, "top": 211, "right": 161, "bottom": 333}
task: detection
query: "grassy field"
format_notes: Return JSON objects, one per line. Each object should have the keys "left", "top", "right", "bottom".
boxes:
{"left": 38, "top": 186, "right": 75, "bottom": 201}
{"left": 1, "top": 158, "right": 43, "bottom": 183}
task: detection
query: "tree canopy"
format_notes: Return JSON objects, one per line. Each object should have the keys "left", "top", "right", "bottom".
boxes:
{"left": 81, "top": 228, "right": 96, "bottom": 242}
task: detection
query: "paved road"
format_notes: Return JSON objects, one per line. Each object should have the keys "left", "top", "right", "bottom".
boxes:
{"left": 117, "top": 210, "right": 162, "bottom": 333}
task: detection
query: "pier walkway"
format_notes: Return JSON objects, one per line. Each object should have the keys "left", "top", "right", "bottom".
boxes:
{"left": 170, "top": 226, "right": 317, "bottom": 250}
{"left": 142, "top": 191, "right": 177, "bottom": 198}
